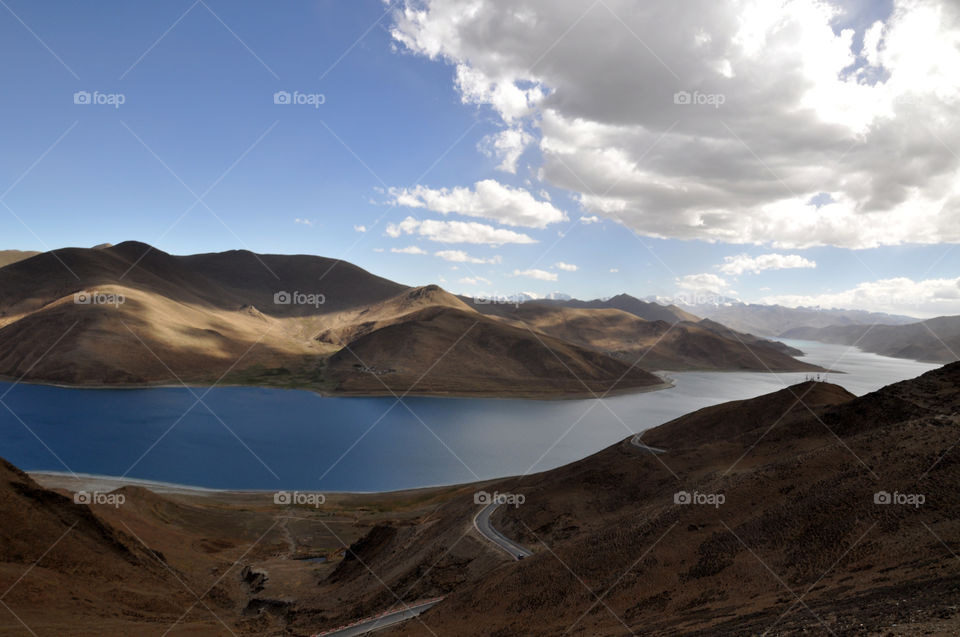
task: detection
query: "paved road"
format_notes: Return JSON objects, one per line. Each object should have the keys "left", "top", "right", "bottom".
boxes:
{"left": 313, "top": 598, "right": 443, "bottom": 636}
{"left": 473, "top": 501, "right": 533, "bottom": 560}
{"left": 629, "top": 434, "right": 667, "bottom": 455}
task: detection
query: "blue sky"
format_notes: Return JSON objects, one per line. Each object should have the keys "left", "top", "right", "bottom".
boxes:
{"left": 1, "top": 0, "right": 958, "bottom": 316}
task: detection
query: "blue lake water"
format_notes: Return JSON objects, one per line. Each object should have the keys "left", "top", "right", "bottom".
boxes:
{"left": 0, "top": 340, "right": 939, "bottom": 492}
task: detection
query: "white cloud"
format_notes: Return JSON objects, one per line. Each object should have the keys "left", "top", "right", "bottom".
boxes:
{"left": 580, "top": 215, "right": 601, "bottom": 224}
{"left": 479, "top": 128, "right": 533, "bottom": 173}
{"left": 386, "top": 216, "right": 537, "bottom": 245}
{"left": 389, "top": 179, "right": 566, "bottom": 228}
{"left": 294, "top": 218, "right": 313, "bottom": 227}
{"left": 354, "top": 225, "right": 367, "bottom": 232}
{"left": 514, "top": 268, "right": 558, "bottom": 281}
{"left": 677, "top": 273, "right": 731, "bottom": 291}
{"left": 719, "top": 253, "right": 817, "bottom": 275}
{"left": 390, "top": 0, "right": 960, "bottom": 248}
{"left": 553, "top": 261, "right": 578, "bottom": 271}
{"left": 435, "top": 249, "right": 502, "bottom": 264}
{"left": 609, "top": 267, "right": 619, "bottom": 273}
{"left": 459, "top": 276, "right": 492, "bottom": 285}
{"left": 391, "top": 245, "right": 427, "bottom": 255}
{"left": 760, "top": 276, "right": 960, "bottom": 318}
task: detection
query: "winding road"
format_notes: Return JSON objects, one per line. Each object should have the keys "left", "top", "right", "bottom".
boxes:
{"left": 312, "top": 598, "right": 444, "bottom": 636}
{"left": 629, "top": 434, "right": 667, "bottom": 455}
{"left": 473, "top": 501, "right": 533, "bottom": 560}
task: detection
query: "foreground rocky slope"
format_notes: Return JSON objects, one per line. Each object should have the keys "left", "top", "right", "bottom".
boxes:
{"left": 320, "top": 364, "right": 960, "bottom": 636}
{"left": 3, "top": 364, "right": 958, "bottom": 634}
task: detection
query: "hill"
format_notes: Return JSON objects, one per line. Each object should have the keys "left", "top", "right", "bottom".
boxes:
{"left": 682, "top": 301, "right": 918, "bottom": 337}
{"left": 0, "top": 243, "right": 668, "bottom": 396}
{"left": 311, "top": 363, "right": 960, "bottom": 636}
{"left": 465, "top": 300, "right": 818, "bottom": 372}
{"left": 782, "top": 315, "right": 960, "bottom": 363}
{"left": 0, "top": 249, "right": 40, "bottom": 268}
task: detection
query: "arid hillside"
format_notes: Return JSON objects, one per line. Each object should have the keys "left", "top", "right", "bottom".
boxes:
{"left": 783, "top": 317, "right": 960, "bottom": 364}
{"left": 318, "top": 363, "right": 960, "bottom": 636}
{"left": 0, "top": 243, "right": 818, "bottom": 396}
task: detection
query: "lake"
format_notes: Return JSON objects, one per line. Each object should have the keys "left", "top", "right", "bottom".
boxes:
{"left": 0, "top": 340, "right": 939, "bottom": 492}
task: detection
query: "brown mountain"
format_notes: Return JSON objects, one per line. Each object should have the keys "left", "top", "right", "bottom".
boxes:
{"left": 0, "top": 243, "right": 666, "bottom": 396}
{"left": 782, "top": 316, "right": 960, "bottom": 363}
{"left": 0, "top": 249, "right": 40, "bottom": 268}
{"left": 464, "top": 300, "right": 819, "bottom": 372}
{"left": 307, "top": 363, "right": 960, "bottom": 636}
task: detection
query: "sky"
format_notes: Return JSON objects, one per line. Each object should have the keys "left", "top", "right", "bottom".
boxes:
{"left": 1, "top": 0, "right": 959, "bottom": 317}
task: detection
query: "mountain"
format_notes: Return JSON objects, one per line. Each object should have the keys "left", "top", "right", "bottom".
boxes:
{"left": 464, "top": 299, "right": 818, "bottom": 372}
{"left": 679, "top": 301, "right": 918, "bottom": 337}
{"left": 552, "top": 292, "right": 700, "bottom": 323}
{"left": 0, "top": 249, "right": 40, "bottom": 268}
{"left": 782, "top": 315, "right": 960, "bottom": 363}
{"left": 319, "top": 362, "right": 960, "bottom": 636}
{"left": 0, "top": 243, "right": 665, "bottom": 396}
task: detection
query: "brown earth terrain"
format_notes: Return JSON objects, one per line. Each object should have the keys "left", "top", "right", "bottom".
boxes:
{"left": 0, "top": 243, "right": 818, "bottom": 397}
{"left": 782, "top": 317, "right": 960, "bottom": 364}
{"left": 1, "top": 363, "right": 957, "bottom": 635}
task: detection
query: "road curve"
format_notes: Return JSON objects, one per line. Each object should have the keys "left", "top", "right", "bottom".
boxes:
{"left": 629, "top": 434, "right": 667, "bottom": 455}
{"left": 473, "top": 501, "right": 533, "bottom": 560}
{"left": 312, "top": 598, "right": 443, "bottom": 637}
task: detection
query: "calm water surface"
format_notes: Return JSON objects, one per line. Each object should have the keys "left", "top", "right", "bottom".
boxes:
{"left": 0, "top": 340, "right": 939, "bottom": 491}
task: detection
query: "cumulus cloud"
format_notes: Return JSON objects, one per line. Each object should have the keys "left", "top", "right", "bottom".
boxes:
{"left": 479, "top": 128, "right": 534, "bottom": 173}
{"left": 435, "top": 249, "right": 502, "bottom": 264}
{"left": 354, "top": 225, "right": 367, "bottom": 232}
{"left": 390, "top": 179, "right": 566, "bottom": 228}
{"left": 294, "top": 218, "right": 313, "bottom": 226}
{"left": 390, "top": 0, "right": 960, "bottom": 248}
{"left": 760, "top": 276, "right": 960, "bottom": 317}
{"left": 386, "top": 216, "right": 537, "bottom": 245}
{"left": 719, "top": 253, "right": 817, "bottom": 275}
{"left": 580, "top": 215, "right": 601, "bottom": 224}
{"left": 554, "top": 261, "right": 578, "bottom": 271}
{"left": 391, "top": 245, "right": 427, "bottom": 255}
{"left": 514, "top": 268, "right": 558, "bottom": 281}
{"left": 677, "top": 273, "right": 731, "bottom": 291}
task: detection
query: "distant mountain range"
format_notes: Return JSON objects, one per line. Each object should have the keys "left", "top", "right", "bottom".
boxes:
{"left": 676, "top": 300, "right": 918, "bottom": 337}
{"left": 782, "top": 317, "right": 960, "bottom": 363}
{"left": 0, "top": 243, "right": 821, "bottom": 397}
